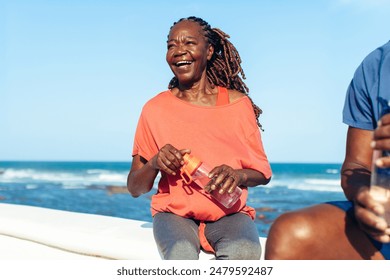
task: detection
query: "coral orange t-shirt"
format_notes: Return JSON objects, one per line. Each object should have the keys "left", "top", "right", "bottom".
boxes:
{"left": 132, "top": 87, "right": 272, "bottom": 222}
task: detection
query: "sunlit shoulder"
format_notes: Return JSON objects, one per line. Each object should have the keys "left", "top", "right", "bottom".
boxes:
{"left": 228, "top": 89, "right": 246, "bottom": 102}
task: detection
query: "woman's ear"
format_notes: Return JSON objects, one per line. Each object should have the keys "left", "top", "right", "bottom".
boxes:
{"left": 207, "top": 44, "right": 214, "bottom": 61}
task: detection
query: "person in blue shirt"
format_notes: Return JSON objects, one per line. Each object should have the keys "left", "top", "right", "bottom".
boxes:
{"left": 265, "top": 41, "right": 390, "bottom": 260}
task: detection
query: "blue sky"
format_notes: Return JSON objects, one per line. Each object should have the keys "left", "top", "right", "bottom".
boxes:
{"left": 2, "top": 0, "right": 390, "bottom": 163}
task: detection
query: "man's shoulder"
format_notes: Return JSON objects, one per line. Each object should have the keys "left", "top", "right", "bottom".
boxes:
{"left": 363, "top": 41, "right": 390, "bottom": 64}
{"left": 380, "top": 40, "right": 390, "bottom": 53}
{"left": 355, "top": 41, "right": 390, "bottom": 77}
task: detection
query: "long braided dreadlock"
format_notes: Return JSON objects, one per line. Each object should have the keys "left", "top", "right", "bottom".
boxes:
{"left": 167, "top": 16, "right": 263, "bottom": 130}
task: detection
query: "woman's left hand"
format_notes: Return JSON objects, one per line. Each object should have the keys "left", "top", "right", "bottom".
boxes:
{"left": 204, "top": 165, "right": 243, "bottom": 194}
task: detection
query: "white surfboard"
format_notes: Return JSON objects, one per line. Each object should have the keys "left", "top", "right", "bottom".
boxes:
{"left": 0, "top": 203, "right": 266, "bottom": 260}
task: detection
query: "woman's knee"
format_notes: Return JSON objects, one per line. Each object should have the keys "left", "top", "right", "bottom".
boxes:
{"left": 153, "top": 213, "right": 200, "bottom": 259}
{"left": 162, "top": 239, "right": 200, "bottom": 260}
{"left": 216, "top": 238, "right": 261, "bottom": 260}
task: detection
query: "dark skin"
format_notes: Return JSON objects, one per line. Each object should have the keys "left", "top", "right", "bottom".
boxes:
{"left": 265, "top": 116, "right": 390, "bottom": 259}
{"left": 343, "top": 126, "right": 390, "bottom": 243}
{"left": 128, "top": 20, "right": 269, "bottom": 199}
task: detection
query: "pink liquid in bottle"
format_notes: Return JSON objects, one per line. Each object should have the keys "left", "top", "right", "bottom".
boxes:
{"left": 180, "top": 154, "right": 242, "bottom": 208}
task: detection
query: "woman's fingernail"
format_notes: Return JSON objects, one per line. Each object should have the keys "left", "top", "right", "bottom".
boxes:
{"left": 373, "top": 205, "right": 383, "bottom": 215}
{"left": 376, "top": 219, "right": 387, "bottom": 229}
{"left": 376, "top": 222, "right": 384, "bottom": 229}
{"left": 376, "top": 159, "right": 384, "bottom": 167}
{"left": 371, "top": 141, "right": 376, "bottom": 148}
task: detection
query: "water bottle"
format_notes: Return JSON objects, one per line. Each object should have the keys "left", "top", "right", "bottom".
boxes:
{"left": 180, "top": 154, "right": 242, "bottom": 208}
{"left": 370, "top": 97, "right": 390, "bottom": 226}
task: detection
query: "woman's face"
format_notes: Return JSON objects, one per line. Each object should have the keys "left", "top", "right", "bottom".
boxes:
{"left": 166, "top": 20, "right": 214, "bottom": 87}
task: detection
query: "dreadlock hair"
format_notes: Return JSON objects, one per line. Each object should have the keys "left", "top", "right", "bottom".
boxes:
{"left": 167, "top": 16, "right": 263, "bottom": 130}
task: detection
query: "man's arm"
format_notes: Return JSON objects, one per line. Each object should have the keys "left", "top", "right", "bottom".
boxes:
{"left": 341, "top": 126, "right": 373, "bottom": 200}
{"left": 341, "top": 125, "right": 390, "bottom": 242}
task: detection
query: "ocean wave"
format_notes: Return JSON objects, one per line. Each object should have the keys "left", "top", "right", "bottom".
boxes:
{"left": 97, "top": 173, "right": 126, "bottom": 182}
{"left": 86, "top": 169, "right": 108, "bottom": 174}
{"left": 267, "top": 178, "right": 342, "bottom": 192}
{"left": 1, "top": 169, "right": 36, "bottom": 181}
{"left": 61, "top": 185, "right": 89, "bottom": 190}
{"left": 326, "top": 169, "right": 339, "bottom": 174}
{"left": 0, "top": 165, "right": 342, "bottom": 193}
{"left": 289, "top": 184, "right": 342, "bottom": 192}
{"left": 0, "top": 168, "right": 127, "bottom": 186}
{"left": 290, "top": 178, "right": 341, "bottom": 192}
{"left": 304, "top": 179, "right": 340, "bottom": 186}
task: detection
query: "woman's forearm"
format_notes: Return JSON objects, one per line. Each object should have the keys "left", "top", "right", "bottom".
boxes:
{"left": 236, "top": 168, "right": 271, "bottom": 187}
{"left": 127, "top": 156, "right": 159, "bottom": 197}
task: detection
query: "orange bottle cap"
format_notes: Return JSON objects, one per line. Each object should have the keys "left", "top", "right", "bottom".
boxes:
{"left": 182, "top": 154, "right": 202, "bottom": 175}
{"left": 180, "top": 154, "right": 202, "bottom": 184}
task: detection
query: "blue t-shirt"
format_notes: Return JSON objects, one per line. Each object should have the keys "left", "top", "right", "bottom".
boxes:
{"left": 343, "top": 40, "right": 390, "bottom": 130}
{"left": 340, "top": 42, "right": 390, "bottom": 259}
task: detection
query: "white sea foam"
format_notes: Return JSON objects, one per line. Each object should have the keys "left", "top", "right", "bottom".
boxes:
{"left": 86, "top": 169, "right": 107, "bottom": 174}
{"left": 1, "top": 169, "right": 35, "bottom": 181}
{"left": 304, "top": 179, "right": 340, "bottom": 186}
{"left": 0, "top": 168, "right": 127, "bottom": 186}
{"left": 61, "top": 185, "right": 89, "bottom": 190}
{"left": 0, "top": 165, "right": 341, "bottom": 193}
{"left": 288, "top": 179, "right": 342, "bottom": 192}
{"left": 326, "top": 169, "right": 339, "bottom": 174}
{"left": 97, "top": 173, "right": 127, "bottom": 183}
{"left": 266, "top": 177, "right": 342, "bottom": 192}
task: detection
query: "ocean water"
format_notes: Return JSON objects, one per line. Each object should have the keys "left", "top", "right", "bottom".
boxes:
{"left": 0, "top": 161, "right": 345, "bottom": 237}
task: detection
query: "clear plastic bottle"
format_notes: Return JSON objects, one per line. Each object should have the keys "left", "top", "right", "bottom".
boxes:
{"left": 180, "top": 154, "right": 242, "bottom": 208}
{"left": 370, "top": 97, "right": 390, "bottom": 225}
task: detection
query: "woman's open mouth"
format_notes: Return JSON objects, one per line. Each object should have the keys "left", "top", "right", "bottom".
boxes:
{"left": 175, "top": 60, "right": 193, "bottom": 67}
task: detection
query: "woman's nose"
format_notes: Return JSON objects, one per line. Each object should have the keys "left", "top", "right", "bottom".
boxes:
{"left": 174, "top": 45, "right": 187, "bottom": 56}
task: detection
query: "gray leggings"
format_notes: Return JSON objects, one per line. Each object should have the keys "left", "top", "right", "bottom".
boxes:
{"left": 153, "top": 212, "right": 261, "bottom": 260}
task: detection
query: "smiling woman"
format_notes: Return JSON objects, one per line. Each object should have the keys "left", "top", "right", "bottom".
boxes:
{"left": 166, "top": 19, "right": 214, "bottom": 94}
{"left": 165, "top": 17, "right": 263, "bottom": 128}
{"left": 127, "top": 16, "right": 272, "bottom": 260}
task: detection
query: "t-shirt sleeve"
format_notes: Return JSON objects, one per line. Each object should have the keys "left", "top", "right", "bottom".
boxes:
{"left": 242, "top": 128, "right": 272, "bottom": 179}
{"left": 342, "top": 63, "right": 375, "bottom": 130}
{"left": 132, "top": 110, "right": 158, "bottom": 161}
{"left": 341, "top": 45, "right": 386, "bottom": 131}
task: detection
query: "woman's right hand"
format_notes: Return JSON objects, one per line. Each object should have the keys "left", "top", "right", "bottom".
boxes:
{"left": 150, "top": 144, "right": 190, "bottom": 176}
{"left": 354, "top": 186, "right": 390, "bottom": 243}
